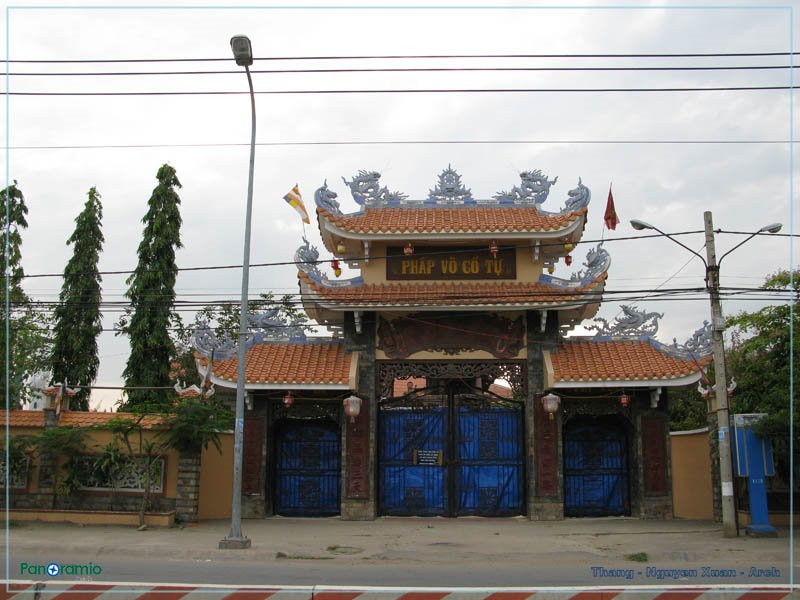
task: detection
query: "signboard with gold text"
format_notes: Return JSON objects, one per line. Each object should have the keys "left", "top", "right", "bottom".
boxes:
{"left": 386, "top": 246, "right": 516, "bottom": 280}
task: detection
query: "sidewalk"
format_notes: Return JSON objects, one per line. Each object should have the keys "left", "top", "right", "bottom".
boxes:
{"left": 5, "top": 516, "right": 794, "bottom": 567}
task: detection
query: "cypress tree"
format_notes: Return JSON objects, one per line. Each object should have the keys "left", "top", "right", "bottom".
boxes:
{"left": 50, "top": 187, "right": 104, "bottom": 411}
{"left": 1, "top": 182, "right": 51, "bottom": 407}
{"left": 121, "top": 165, "right": 183, "bottom": 409}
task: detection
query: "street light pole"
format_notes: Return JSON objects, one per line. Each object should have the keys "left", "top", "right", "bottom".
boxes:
{"left": 703, "top": 211, "right": 737, "bottom": 538}
{"left": 630, "top": 213, "right": 781, "bottom": 539}
{"left": 220, "top": 35, "right": 255, "bottom": 550}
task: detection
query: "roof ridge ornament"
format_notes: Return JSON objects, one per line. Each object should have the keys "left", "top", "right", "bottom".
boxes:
{"left": 586, "top": 305, "right": 664, "bottom": 337}
{"left": 561, "top": 178, "right": 591, "bottom": 214}
{"left": 314, "top": 180, "right": 342, "bottom": 216}
{"left": 670, "top": 320, "right": 713, "bottom": 357}
{"left": 494, "top": 169, "right": 558, "bottom": 205}
{"left": 342, "top": 170, "right": 407, "bottom": 207}
{"left": 428, "top": 164, "right": 473, "bottom": 203}
{"left": 570, "top": 242, "right": 611, "bottom": 284}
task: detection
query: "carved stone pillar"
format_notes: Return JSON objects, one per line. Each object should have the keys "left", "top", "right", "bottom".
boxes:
{"left": 342, "top": 310, "right": 376, "bottom": 520}
{"left": 526, "top": 310, "right": 564, "bottom": 520}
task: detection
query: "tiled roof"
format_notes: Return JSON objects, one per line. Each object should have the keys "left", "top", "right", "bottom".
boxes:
{"left": 549, "top": 338, "right": 711, "bottom": 384}
{"left": 318, "top": 206, "right": 587, "bottom": 235}
{"left": 1, "top": 410, "right": 163, "bottom": 429}
{"left": 2, "top": 410, "right": 44, "bottom": 427}
{"left": 205, "top": 341, "right": 353, "bottom": 387}
{"left": 300, "top": 271, "right": 607, "bottom": 308}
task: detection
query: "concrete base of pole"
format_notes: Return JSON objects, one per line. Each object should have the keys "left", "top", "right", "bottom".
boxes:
{"left": 219, "top": 537, "right": 252, "bottom": 549}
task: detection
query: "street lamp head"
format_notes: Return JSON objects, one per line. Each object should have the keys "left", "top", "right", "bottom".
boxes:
{"left": 758, "top": 222, "right": 782, "bottom": 234}
{"left": 230, "top": 35, "right": 253, "bottom": 66}
{"left": 630, "top": 219, "right": 655, "bottom": 231}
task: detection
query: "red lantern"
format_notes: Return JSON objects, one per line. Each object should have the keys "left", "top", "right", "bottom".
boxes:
{"left": 489, "top": 240, "right": 499, "bottom": 257}
{"left": 404, "top": 242, "right": 414, "bottom": 256}
{"left": 565, "top": 255, "right": 572, "bottom": 266}
{"left": 619, "top": 393, "right": 631, "bottom": 408}
{"left": 283, "top": 392, "right": 294, "bottom": 407}
{"left": 332, "top": 259, "right": 342, "bottom": 277}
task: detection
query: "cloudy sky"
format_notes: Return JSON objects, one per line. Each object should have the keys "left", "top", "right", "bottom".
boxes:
{"left": 4, "top": 1, "right": 797, "bottom": 410}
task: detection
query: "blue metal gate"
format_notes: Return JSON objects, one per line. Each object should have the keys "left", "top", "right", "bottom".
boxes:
{"left": 274, "top": 420, "right": 340, "bottom": 516}
{"left": 379, "top": 386, "right": 524, "bottom": 517}
{"left": 563, "top": 419, "right": 629, "bottom": 517}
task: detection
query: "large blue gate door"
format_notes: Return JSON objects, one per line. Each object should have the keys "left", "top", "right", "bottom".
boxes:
{"left": 379, "top": 407, "right": 448, "bottom": 516}
{"left": 275, "top": 420, "right": 340, "bottom": 516}
{"left": 379, "top": 397, "right": 524, "bottom": 517}
{"left": 564, "top": 420, "right": 629, "bottom": 517}
{"left": 457, "top": 406, "right": 524, "bottom": 516}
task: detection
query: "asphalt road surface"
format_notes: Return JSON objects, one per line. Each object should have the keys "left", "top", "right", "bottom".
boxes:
{"left": 3, "top": 547, "right": 796, "bottom": 588}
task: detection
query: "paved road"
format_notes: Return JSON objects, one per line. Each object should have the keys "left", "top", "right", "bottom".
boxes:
{"left": 4, "top": 517, "right": 796, "bottom": 588}
{"left": 4, "top": 546, "right": 796, "bottom": 588}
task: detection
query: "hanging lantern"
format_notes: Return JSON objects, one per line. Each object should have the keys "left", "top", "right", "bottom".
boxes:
{"left": 489, "top": 240, "right": 499, "bottom": 257}
{"left": 336, "top": 241, "right": 346, "bottom": 254}
{"left": 283, "top": 391, "right": 294, "bottom": 407}
{"left": 343, "top": 394, "right": 363, "bottom": 423}
{"left": 619, "top": 393, "right": 631, "bottom": 408}
{"left": 404, "top": 242, "right": 414, "bottom": 256}
{"left": 541, "top": 392, "right": 560, "bottom": 420}
{"left": 565, "top": 255, "right": 573, "bottom": 266}
{"left": 332, "top": 259, "right": 342, "bottom": 277}
{"left": 547, "top": 264, "right": 555, "bottom": 274}
{"left": 564, "top": 242, "right": 574, "bottom": 253}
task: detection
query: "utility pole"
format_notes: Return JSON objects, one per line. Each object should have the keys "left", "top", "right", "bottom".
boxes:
{"left": 703, "top": 210, "right": 738, "bottom": 538}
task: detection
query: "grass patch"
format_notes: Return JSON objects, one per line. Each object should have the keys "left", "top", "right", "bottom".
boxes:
{"left": 626, "top": 552, "right": 649, "bottom": 562}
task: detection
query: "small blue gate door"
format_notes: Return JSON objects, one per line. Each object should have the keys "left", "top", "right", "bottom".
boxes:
{"left": 456, "top": 404, "right": 524, "bottom": 516}
{"left": 379, "top": 406, "right": 448, "bottom": 516}
{"left": 275, "top": 420, "right": 340, "bottom": 516}
{"left": 564, "top": 419, "right": 629, "bottom": 517}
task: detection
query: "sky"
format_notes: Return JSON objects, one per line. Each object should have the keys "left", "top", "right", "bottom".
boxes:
{"left": 3, "top": 1, "right": 797, "bottom": 411}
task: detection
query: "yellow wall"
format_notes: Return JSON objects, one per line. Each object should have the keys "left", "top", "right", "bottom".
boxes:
{"left": 6, "top": 425, "right": 180, "bottom": 498}
{"left": 670, "top": 430, "right": 714, "bottom": 520}
{"left": 359, "top": 242, "right": 544, "bottom": 285}
{"left": 198, "top": 432, "right": 234, "bottom": 519}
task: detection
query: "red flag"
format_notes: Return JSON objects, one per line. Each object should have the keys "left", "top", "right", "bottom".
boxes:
{"left": 604, "top": 185, "right": 619, "bottom": 230}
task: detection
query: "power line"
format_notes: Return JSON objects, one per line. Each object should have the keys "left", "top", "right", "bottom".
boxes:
{"left": 7, "top": 85, "right": 799, "bottom": 96}
{"left": 8, "top": 51, "right": 800, "bottom": 64}
{"left": 15, "top": 232, "right": 711, "bottom": 280}
{"left": 9, "top": 64, "right": 798, "bottom": 77}
{"left": 9, "top": 139, "right": 798, "bottom": 151}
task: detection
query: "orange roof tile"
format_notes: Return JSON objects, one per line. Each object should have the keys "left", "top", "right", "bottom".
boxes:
{"left": 1, "top": 410, "right": 163, "bottom": 429}
{"left": 207, "top": 342, "right": 353, "bottom": 387}
{"left": 2, "top": 410, "right": 44, "bottom": 428}
{"left": 300, "top": 271, "right": 607, "bottom": 309}
{"left": 319, "top": 205, "right": 586, "bottom": 235}
{"left": 549, "top": 338, "right": 711, "bottom": 384}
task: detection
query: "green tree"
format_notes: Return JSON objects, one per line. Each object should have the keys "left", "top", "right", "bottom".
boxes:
{"left": 726, "top": 269, "right": 799, "bottom": 484}
{"left": 1, "top": 182, "right": 51, "bottom": 408}
{"left": 119, "top": 165, "right": 183, "bottom": 409}
{"left": 50, "top": 187, "right": 104, "bottom": 411}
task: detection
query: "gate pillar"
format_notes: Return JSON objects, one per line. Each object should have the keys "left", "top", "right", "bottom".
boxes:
{"left": 342, "top": 310, "right": 377, "bottom": 520}
{"left": 526, "top": 310, "right": 564, "bottom": 520}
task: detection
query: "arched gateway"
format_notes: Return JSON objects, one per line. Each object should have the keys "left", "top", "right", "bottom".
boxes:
{"left": 198, "top": 167, "right": 713, "bottom": 521}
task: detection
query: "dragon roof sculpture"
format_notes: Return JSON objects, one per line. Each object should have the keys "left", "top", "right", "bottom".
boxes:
{"left": 313, "top": 167, "right": 591, "bottom": 213}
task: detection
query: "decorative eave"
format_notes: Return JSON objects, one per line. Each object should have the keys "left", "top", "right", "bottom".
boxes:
{"left": 295, "top": 240, "right": 612, "bottom": 326}
{"left": 543, "top": 336, "right": 713, "bottom": 389}
{"left": 196, "top": 340, "right": 357, "bottom": 391}
{"left": 313, "top": 168, "right": 591, "bottom": 256}
{"left": 297, "top": 269, "right": 608, "bottom": 314}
